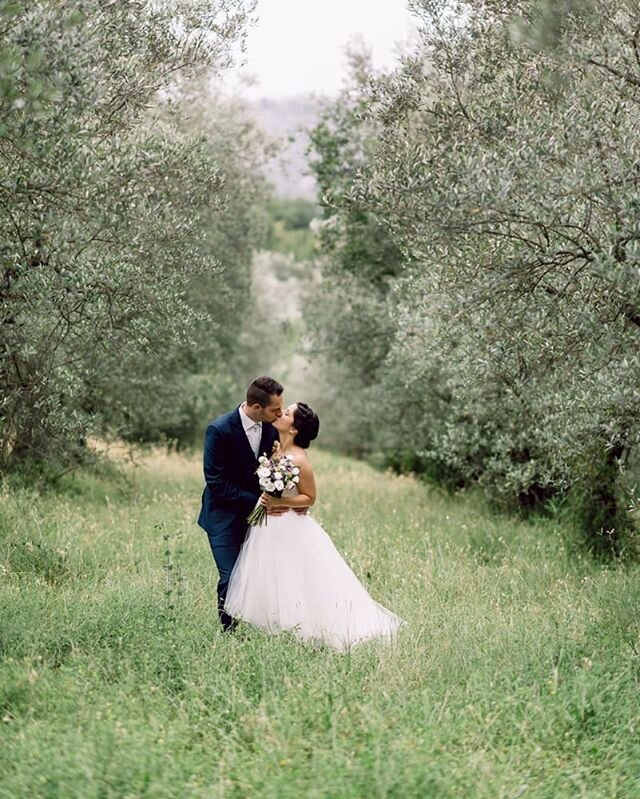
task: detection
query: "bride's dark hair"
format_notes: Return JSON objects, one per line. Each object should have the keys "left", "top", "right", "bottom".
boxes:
{"left": 293, "top": 403, "right": 320, "bottom": 449}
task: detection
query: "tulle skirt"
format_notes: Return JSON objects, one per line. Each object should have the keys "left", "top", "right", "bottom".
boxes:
{"left": 224, "top": 511, "right": 404, "bottom": 652}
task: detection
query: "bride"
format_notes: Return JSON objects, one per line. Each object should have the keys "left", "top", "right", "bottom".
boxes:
{"left": 224, "top": 402, "right": 404, "bottom": 652}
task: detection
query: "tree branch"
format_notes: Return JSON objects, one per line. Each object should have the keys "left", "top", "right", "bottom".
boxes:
{"left": 587, "top": 57, "right": 640, "bottom": 87}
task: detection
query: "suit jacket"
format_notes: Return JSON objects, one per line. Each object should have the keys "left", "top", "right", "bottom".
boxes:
{"left": 197, "top": 407, "right": 279, "bottom": 538}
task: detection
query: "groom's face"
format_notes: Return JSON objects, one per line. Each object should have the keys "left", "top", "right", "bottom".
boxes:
{"left": 258, "top": 393, "right": 284, "bottom": 423}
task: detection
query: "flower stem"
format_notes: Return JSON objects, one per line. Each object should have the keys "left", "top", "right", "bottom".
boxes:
{"left": 247, "top": 502, "right": 267, "bottom": 527}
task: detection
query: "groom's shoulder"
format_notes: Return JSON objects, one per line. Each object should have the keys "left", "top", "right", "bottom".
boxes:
{"left": 207, "top": 407, "right": 239, "bottom": 433}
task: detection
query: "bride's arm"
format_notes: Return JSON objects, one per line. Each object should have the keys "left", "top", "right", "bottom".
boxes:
{"left": 260, "top": 457, "right": 316, "bottom": 508}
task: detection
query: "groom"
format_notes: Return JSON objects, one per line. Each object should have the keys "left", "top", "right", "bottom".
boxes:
{"left": 198, "top": 375, "right": 285, "bottom": 631}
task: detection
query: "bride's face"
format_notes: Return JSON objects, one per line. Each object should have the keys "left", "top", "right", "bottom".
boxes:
{"left": 274, "top": 403, "right": 298, "bottom": 435}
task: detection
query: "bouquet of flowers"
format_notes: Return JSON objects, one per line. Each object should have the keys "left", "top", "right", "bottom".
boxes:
{"left": 246, "top": 441, "right": 300, "bottom": 527}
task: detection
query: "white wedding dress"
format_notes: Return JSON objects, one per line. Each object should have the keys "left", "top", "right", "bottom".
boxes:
{"left": 225, "top": 487, "right": 404, "bottom": 652}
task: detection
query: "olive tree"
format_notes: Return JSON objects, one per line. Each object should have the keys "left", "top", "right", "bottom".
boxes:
{"left": 0, "top": 1, "right": 259, "bottom": 471}
{"left": 306, "top": 49, "right": 406, "bottom": 454}
{"left": 308, "top": 0, "right": 640, "bottom": 554}
{"left": 85, "top": 86, "right": 273, "bottom": 448}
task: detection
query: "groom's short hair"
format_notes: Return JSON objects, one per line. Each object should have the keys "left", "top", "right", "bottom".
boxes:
{"left": 247, "top": 376, "right": 283, "bottom": 407}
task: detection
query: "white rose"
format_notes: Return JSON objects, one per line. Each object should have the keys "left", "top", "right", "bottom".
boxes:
{"left": 292, "top": 467, "right": 300, "bottom": 475}
{"left": 293, "top": 475, "right": 300, "bottom": 483}
{"left": 263, "top": 480, "right": 275, "bottom": 492}
{"left": 273, "top": 472, "right": 283, "bottom": 481}
{"left": 274, "top": 480, "right": 284, "bottom": 492}
{"left": 258, "top": 456, "right": 269, "bottom": 465}
{"left": 257, "top": 467, "right": 271, "bottom": 478}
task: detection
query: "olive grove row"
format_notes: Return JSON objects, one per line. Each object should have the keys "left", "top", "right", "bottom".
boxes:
{"left": 0, "top": 0, "right": 266, "bottom": 473}
{"left": 307, "top": 0, "right": 640, "bottom": 554}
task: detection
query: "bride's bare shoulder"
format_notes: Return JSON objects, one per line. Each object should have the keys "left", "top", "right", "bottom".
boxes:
{"left": 292, "top": 447, "right": 311, "bottom": 467}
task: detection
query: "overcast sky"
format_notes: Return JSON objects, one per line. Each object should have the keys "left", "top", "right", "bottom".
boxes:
{"left": 223, "top": 0, "right": 419, "bottom": 99}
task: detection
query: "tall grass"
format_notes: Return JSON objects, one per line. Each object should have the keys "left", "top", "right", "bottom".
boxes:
{"left": 1, "top": 448, "right": 638, "bottom": 798}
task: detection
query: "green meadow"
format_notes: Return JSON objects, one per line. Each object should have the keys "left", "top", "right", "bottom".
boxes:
{"left": 1, "top": 448, "right": 638, "bottom": 798}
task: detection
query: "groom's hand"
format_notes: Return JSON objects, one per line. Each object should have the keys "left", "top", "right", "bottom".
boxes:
{"left": 266, "top": 505, "right": 308, "bottom": 516}
{"left": 260, "top": 493, "right": 288, "bottom": 516}
{"left": 266, "top": 505, "right": 288, "bottom": 516}
{"left": 259, "top": 493, "right": 308, "bottom": 516}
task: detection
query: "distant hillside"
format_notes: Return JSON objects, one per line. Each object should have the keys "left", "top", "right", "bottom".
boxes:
{"left": 248, "top": 95, "right": 326, "bottom": 201}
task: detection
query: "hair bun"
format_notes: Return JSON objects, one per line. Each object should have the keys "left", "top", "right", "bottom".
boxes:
{"left": 293, "top": 402, "right": 320, "bottom": 449}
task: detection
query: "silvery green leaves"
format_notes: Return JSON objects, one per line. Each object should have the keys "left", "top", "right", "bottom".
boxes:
{"left": 307, "top": 0, "right": 640, "bottom": 555}
{"left": 0, "top": 2, "right": 267, "bottom": 471}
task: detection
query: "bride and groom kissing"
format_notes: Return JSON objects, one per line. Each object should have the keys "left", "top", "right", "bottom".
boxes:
{"left": 197, "top": 376, "right": 403, "bottom": 652}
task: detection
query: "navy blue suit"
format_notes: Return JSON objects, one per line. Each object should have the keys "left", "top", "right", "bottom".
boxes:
{"left": 198, "top": 407, "right": 279, "bottom": 629}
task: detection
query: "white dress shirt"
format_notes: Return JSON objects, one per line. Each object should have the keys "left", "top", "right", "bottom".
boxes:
{"left": 238, "top": 403, "right": 262, "bottom": 458}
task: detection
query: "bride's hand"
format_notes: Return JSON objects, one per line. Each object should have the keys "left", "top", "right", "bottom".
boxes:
{"left": 259, "top": 492, "right": 277, "bottom": 508}
{"left": 260, "top": 493, "right": 288, "bottom": 515}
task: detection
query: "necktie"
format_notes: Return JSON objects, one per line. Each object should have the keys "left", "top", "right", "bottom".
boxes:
{"left": 248, "top": 422, "right": 261, "bottom": 457}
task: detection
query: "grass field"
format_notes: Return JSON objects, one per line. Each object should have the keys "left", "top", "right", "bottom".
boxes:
{"left": 1, "top": 447, "right": 639, "bottom": 798}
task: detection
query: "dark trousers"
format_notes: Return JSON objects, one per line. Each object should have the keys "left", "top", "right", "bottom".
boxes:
{"left": 205, "top": 523, "right": 246, "bottom": 631}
